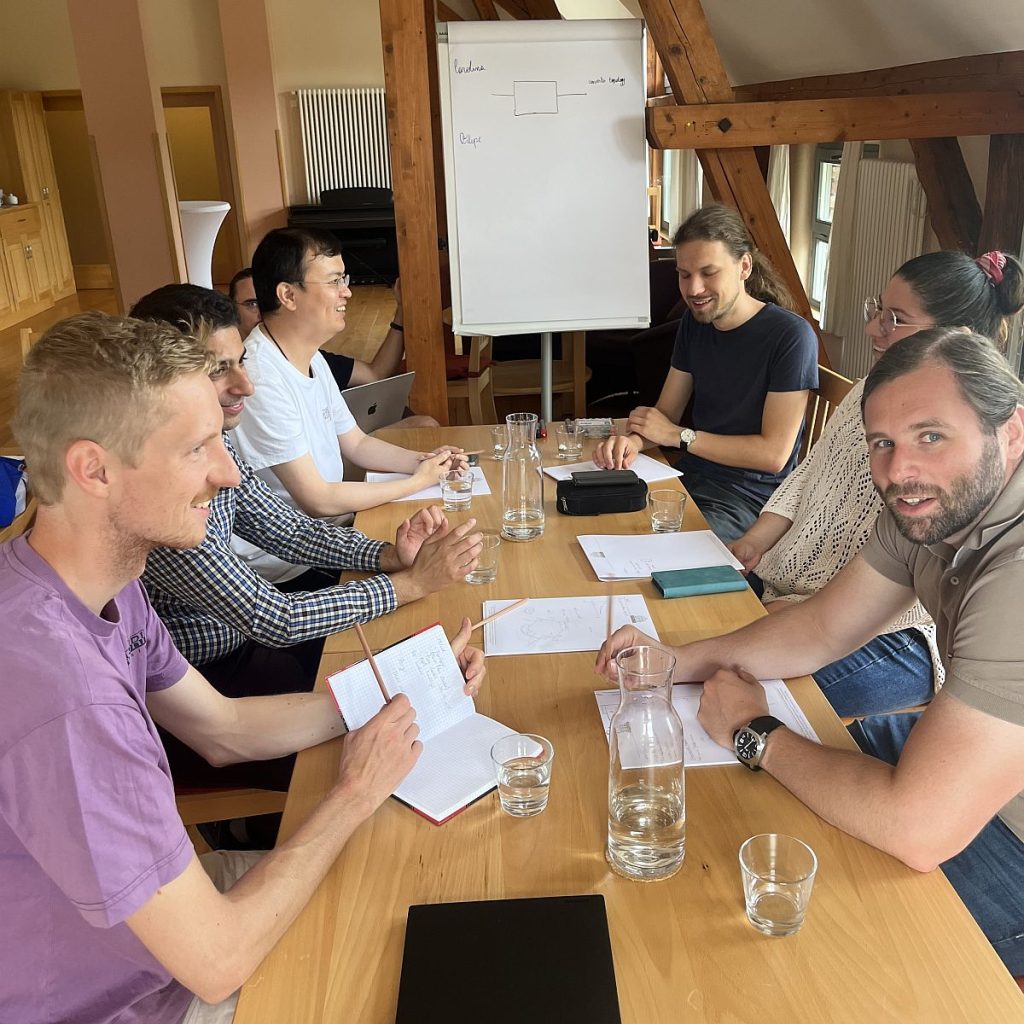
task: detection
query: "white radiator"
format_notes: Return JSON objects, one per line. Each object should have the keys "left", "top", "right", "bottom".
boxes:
{"left": 295, "top": 87, "right": 391, "bottom": 204}
{"left": 830, "top": 160, "right": 927, "bottom": 380}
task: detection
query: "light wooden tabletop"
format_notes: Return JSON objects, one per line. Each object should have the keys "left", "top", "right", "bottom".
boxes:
{"left": 234, "top": 426, "right": 1023, "bottom": 1023}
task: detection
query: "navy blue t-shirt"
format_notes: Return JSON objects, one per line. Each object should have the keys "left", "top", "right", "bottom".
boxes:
{"left": 670, "top": 303, "right": 818, "bottom": 501}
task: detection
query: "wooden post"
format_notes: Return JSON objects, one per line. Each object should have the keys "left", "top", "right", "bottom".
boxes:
{"left": 381, "top": 0, "right": 449, "bottom": 424}
{"left": 978, "top": 135, "right": 1024, "bottom": 256}
{"left": 909, "top": 138, "right": 981, "bottom": 255}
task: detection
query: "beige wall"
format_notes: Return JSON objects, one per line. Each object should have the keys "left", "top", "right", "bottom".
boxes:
{"left": 0, "top": 1, "right": 80, "bottom": 91}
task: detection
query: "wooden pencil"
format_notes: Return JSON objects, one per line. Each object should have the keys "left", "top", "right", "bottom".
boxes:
{"left": 354, "top": 622, "right": 392, "bottom": 704}
{"left": 606, "top": 594, "right": 614, "bottom": 640}
{"left": 469, "top": 597, "right": 529, "bottom": 633}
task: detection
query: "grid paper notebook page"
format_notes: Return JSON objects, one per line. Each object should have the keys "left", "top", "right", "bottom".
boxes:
{"left": 327, "top": 624, "right": 514, "bottom": 823}
{"left": 365, "top": 466, "right": 492, "bottom": 502}
{"left": 543, "top": 453, "right": 682, "bottom": 484}
{"left": 483, "top": 595, "right": 659, "bottom": 656}
{"left": 594, "top": 679, "right": 820, "bottom": 769}
{"left": 579, "top": 530, "right": 743, "bottom": 580}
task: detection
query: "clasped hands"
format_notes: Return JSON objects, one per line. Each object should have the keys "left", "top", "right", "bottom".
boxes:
{"left": 592, "top": 407, "right": 680, "bottom": 469}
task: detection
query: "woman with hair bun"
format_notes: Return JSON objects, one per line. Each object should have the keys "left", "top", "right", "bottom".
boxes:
{"left": 730, "top": 249, "right": 1024, "bottom": 718}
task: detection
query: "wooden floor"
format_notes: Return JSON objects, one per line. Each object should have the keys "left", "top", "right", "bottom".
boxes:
{"left": 0, "top": 284, "right": 396, "bottom": 450}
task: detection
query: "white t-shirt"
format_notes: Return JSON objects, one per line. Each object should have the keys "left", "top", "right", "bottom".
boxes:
{"left": 229, "top": 326, "right": 357, "bottom": 582}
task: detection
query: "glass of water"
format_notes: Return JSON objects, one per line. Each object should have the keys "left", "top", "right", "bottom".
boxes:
{"left": 439, "top": 468, "right": 474, "bottom": 511}
{"left": 491, "top": 733, "right": 554, "bottom": 817}
{"left": 739, "top": 834, "right": 818, "bottom": 936}
{"left": 648, "top": 489, "right": 686, "bottom": 533}
{"left": 489, "top": 425, "right": 508, "bottom": 461}
{"left": 465, "top": 530, "right": 500, "bottom": 584}
{"left": 555, "top": 421, "right": 584, "bottom": 461}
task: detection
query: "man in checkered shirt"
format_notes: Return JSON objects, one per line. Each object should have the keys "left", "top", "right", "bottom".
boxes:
{"left": 133, "top": 285, "right": 482, "bottom": 788}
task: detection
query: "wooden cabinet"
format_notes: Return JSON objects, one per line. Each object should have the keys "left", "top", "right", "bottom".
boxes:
{"left": 0, "top": 204, "right": 53, "bottom": 329}
{"left": 0, "top": 89, "right": 76, "bottom": 312}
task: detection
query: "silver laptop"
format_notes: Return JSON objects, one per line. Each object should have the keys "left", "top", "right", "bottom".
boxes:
{"left": 341, "top": 371, "right": 415, "bottom": 434}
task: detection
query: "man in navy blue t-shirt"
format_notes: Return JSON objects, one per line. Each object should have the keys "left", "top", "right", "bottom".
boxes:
{"left": 595, "top": 204, "right": 818, "bottom": 541}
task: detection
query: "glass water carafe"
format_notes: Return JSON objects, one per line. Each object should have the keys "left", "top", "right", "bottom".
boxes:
{"left": 606, "top": 645, "right": 685, "bottom": 881}
{"left": 501, "top": 412, "right": 545, "bottom": 541}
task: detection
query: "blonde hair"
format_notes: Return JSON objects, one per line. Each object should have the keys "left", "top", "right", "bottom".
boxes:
{"left": 13, "top": 311, "right": 213, "bottom": 505}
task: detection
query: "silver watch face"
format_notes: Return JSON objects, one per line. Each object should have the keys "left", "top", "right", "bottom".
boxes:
{"left": 680, "top": 428, "right": 696, "bottom": 446}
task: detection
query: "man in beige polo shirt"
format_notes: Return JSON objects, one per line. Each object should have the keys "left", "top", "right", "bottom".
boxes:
{"left": 598, "top": 326, "right": 1024, "bottom": 978}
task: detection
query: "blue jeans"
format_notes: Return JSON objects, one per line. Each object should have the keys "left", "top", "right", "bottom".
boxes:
{"left": 850, "top": 713, "right": 1024, "bottom": 976}
{"left": 683, "top": 471, "right": 766, "bottom": 544}
{"left": 813, "top": 628, "right": 934, "bottom": 718}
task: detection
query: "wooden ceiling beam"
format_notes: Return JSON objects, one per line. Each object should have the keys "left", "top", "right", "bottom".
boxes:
{"left": 472, "top": 0, "right": 499, "bottom": 18}
{"left": 495, "top": 0, "right": 531, "bottom": 18}
{"left": 648, "top": 92, "right": 1024, "bottom": 149}
{"left": 437, "top": 2, "right": 463, "bottom": 20}
{"left": 978, "top": 134, "right": 1024, "bottom": 256}
{"left": 736, "top": 51, "right": 1024, "bottom": 102}
{"left": 909, "top": 138, "right": 981, "bottom": 255}
{"left": 523, "top": 0, "right": 562, "bottom": 16}
{"left": 639, "top": 0, "right": 821, "bottom": 349}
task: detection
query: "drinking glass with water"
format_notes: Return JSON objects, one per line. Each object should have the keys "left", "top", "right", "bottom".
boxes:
{"left": 491, "top": 733, "right": 554, "bottom": 816}
{"left": 439, "top": 468, "right": 474, "bottom": 511}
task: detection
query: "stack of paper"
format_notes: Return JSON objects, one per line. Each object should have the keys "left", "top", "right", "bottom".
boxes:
{"left": 594, "top": 679, "right": 819, "bottom": 768}
{"left": 327, "top": 624, "right": 514, "bottom": 824}
{"left": 543, "top": 452, "right": 682, "bottom": 485}
{"left": 365, "top": 465, "right": 491, "bottom": 502}
{"left": 578, "top": 530, "right": 742, "bottom": 581}
{"left": 482, "top": 595, "right": 659, "bottom": 656}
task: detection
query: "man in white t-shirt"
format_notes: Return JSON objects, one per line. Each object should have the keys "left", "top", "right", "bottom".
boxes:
{"left": 232, "top": 228, "right": 466, "bottom": 582}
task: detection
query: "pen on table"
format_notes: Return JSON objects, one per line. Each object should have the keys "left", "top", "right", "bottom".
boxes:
{"left": 538, "top": 420, "right": 547, "bottom": 439}
{"left": 469, "top": 597, "right": 529, "bottom": 633}
{"left": 354, "top": 622, "right": 392, "bottom": 704}
{"left": 606, "top": 594, "right": 614, "bottom": 641}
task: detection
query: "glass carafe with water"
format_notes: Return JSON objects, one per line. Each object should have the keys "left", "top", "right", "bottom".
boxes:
{"left": 501, "top": 412, "right": 545, "bottom": 541}
{"left": 606, "top": 645, "right": 685, "bottom": 880}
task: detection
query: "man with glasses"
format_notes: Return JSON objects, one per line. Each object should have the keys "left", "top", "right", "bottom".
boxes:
{"left": 231, "top": 228, "right": 464, "bottom": 583}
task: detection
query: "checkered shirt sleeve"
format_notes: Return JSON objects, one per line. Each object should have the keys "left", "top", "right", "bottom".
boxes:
{"left": 143, "top": 437, "right": 397, "bottom": 665}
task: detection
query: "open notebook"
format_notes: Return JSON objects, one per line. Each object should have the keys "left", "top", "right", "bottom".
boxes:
{"left": 327, "top": 624, "right": 515, "bottom": 825}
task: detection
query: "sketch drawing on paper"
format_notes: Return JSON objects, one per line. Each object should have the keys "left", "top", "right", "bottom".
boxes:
{"left": 490, "top": 80, "right": 587, "bottom": 116}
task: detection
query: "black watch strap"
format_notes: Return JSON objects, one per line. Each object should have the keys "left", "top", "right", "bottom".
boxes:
{"left": 748, "top": 715, "right": 784, "bottom": 737}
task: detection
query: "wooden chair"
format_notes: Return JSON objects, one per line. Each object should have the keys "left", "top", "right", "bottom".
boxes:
{"left": 490, "top": 330, "right": 591, "bottom": 420}
{"left": 176, "top": 786, "right": 288, "bottom": 855}
{"left": 799, "top": 363, "right": 856, "bottom": 461}
{"left": 447, "top": 333, "right": 498, "bottom": 425}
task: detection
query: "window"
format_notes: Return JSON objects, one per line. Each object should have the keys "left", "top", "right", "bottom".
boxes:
{"left": 809, "top": 144, "right": 842, "bottom": 312}
{"left": 810, "top": 143, "right": 878, "bottom": 316}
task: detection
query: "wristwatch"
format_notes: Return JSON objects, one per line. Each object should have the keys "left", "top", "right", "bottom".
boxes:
{"left": 678, "top": 427, "right": 697, "bottom": 451}
{"left": 733, "top": 715, "right": 784, "bottom": 771}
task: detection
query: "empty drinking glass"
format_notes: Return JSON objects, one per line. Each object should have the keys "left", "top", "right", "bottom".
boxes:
{"left": 739, "top": 834, "right": 818, "bottom": 936}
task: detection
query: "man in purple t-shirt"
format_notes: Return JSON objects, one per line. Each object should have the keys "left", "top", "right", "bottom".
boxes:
{"left": 0, "top": 313, "right": 484, "bottom": 1023}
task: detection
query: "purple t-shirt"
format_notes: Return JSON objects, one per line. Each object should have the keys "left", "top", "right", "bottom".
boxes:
{"left": 0, "top": 536, "right": 194, "bottom": 1024}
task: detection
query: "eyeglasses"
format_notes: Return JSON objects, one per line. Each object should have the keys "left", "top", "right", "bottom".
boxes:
{"left": 863, "top": 296, "right": 933, "bottom": 337}
{"left": 235, "top": 298, "right": 259, "bottom": 310}
{"left": 301, "top": 273, "right": 351, "bottom": 290}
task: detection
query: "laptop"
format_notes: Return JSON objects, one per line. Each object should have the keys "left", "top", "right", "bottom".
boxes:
{"left": 340, "top": 371, "right": 415, "bottom": 434}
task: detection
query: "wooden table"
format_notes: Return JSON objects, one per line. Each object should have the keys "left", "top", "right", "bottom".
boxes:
{"left": 235, "top": 427, "right": 1023, "bottom": 1023}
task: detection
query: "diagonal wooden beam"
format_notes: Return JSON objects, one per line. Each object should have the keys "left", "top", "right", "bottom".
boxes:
{"left": 639, "top": 0, "right": 821, "bottom": 349}
{"left": 495, "top": 0, "right": 530, "bottom": 18}
{"left": 909, "top": 138, "right": 981, "bottom": 255}
{"left": 736, "top": 51, "right": 1024, "bottom": 103}
{"left": 524, "top": 0, "right": 562, "bottom": 16}
{"left": 472, "top": 0, "right": 499, "bottom": 18}
{"left": 978, "top": 134, "right": 1024, "bottom": 256}
{"left": 648, "top": 92, "right": 1024, "bottom": 149}
{"left": 437, "top": 2, "right": 463, "bottom": 20}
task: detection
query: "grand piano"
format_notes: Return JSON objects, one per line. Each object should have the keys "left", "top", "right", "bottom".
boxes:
{"left": 287, "top": 187, "right": 398, "bottom": 285}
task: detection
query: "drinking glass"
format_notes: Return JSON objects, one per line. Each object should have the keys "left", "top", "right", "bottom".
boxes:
{"left": 739, "top": 834, "right": 818, "bottom": 936}
{"left": 491, "top": 733, "right": 554, "bottom": 816}
{"left": 555, "top": 422, "right": 584, "bottom": 461}
{"left": 465, "top": 531, "right": 500, "bottom": 584}
{"left": 439, "top": 469, "right": 474, "bottom": 511}
{"left": 489, "top": 425, "right": 508, "bottom": 461}
{"left": 648, "top": 489, "right": 686, "bottom": 533}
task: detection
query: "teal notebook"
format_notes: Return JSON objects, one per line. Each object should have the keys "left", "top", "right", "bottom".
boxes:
{"left": 651, "top": 565, "right": 748, "bottom": 598}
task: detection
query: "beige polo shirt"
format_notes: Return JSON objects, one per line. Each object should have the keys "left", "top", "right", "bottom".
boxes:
{"left": 860, "top": 457, "right": 1024, "bottom": 843}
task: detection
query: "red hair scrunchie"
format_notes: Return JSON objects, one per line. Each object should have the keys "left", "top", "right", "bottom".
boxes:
{"left": 976, "top": 250, "right": 1006, "bottom": 285}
